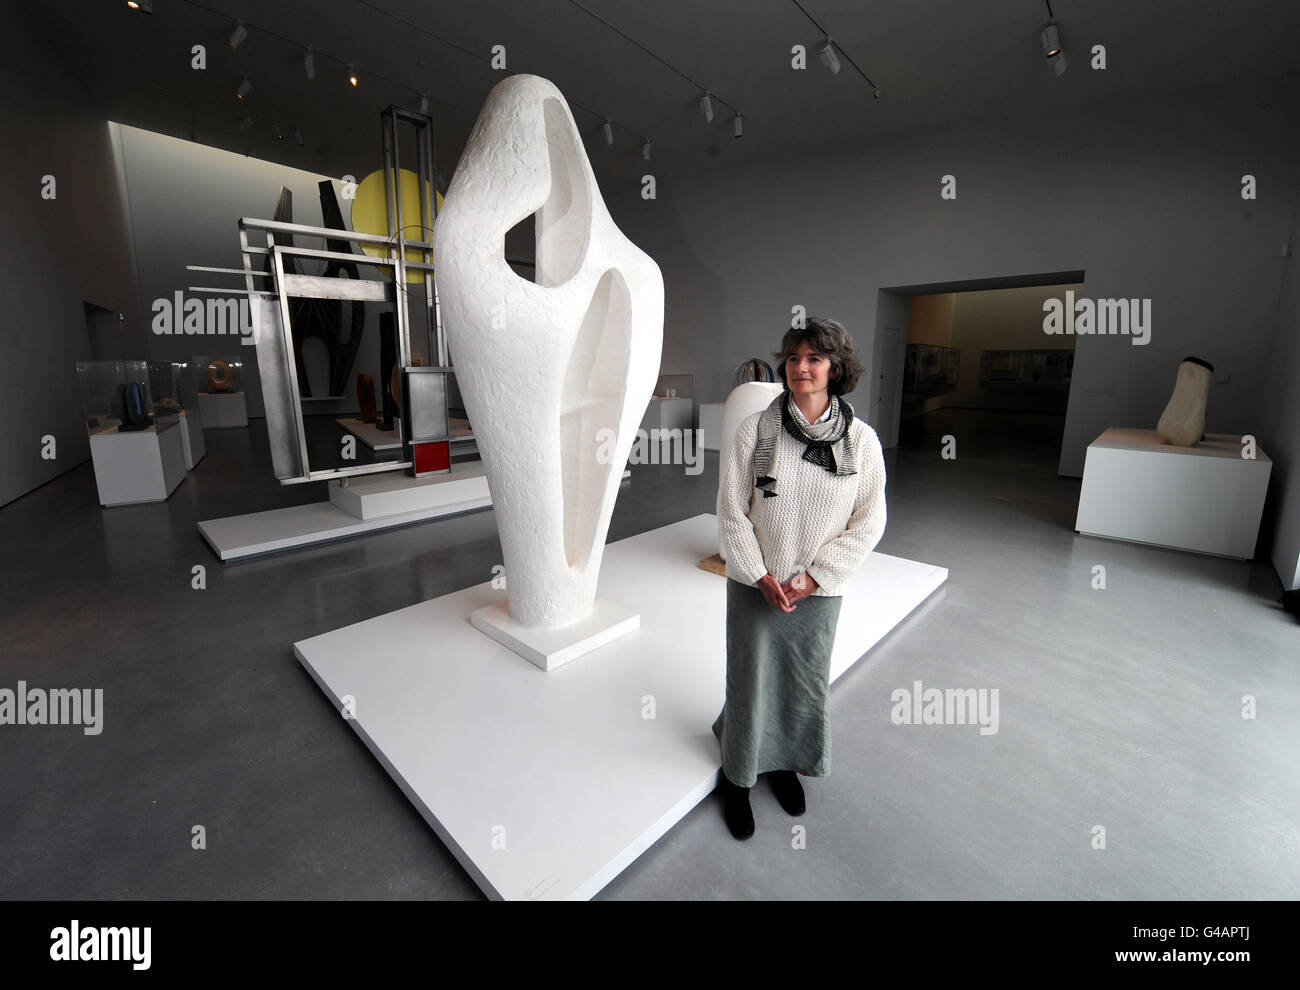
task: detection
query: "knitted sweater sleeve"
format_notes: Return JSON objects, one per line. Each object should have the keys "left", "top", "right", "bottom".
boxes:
{"left": 718, "top": 413, "right": 769, "bottom": 587}
{"left": 805, "top": 423, "right": 887, "bottom": 596}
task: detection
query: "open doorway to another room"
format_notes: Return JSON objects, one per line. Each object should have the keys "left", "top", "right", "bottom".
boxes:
{"left": 873, "top": 273, "right": 1085, "bottom": 469}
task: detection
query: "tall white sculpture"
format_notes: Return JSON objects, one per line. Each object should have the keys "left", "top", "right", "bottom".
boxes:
{"left": 716, "top": 381, "right": 784, "bottom": 564}
{"left": 433, "top": 74, "right": 664, "bottom": 670}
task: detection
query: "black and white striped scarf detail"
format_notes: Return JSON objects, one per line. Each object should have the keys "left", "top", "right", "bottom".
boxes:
{"left": 753, "top": 390, "right": 856, "bottom": 498}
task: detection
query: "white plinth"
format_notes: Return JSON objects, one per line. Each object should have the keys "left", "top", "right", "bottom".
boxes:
{"left": 198, "top": 391, "right": 248, "bottom": 428}
{"left": 295, "top": 512, "right": 948, "bottom": 900}
{"left": 179, "top": 409, "right": 205, "bottom": 469}
{"left": 471, "top": 597, "right": 640, "bottom": 671}
{"left": 328, "top": 462, "right": 486, "bottom": 519}
{"left": 1075, "top": 427, "right": 1272, "bottom": 559}
{"left": 89, "top": 420, "right": 187, "bottom": 506}
{"left": 335, "top": 417, "right": 403, "bottom": 452}
{"left": 700, "top": 402, "right": 724, "bottom": 450}
{"left": 640, "top": 396, "right": 693, "bottom": 434}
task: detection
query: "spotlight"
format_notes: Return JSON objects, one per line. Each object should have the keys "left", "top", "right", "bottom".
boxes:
{"left": 818, "top": 39, "right": 841, "bottom": 75}
{"left": 699, "top": 92, "right": 714, "bottom": 124}
{"left": 1041, "top": 23, "right": 1061, "bottom": 59}
{"left": 229, "top": 20, "right": 248, "bottom": 50}
{"left": 641, "top": 138, "right": 652, "bottom": 160}
{"left": 418, "top": 92, "right": 429, "bottom": 115}
{"left": 1051, "top": 52, "right": 1068, "bottom": 76}
{"left": 293, "top": 126, "right": 304, "bottom": 146}
{"left": 304, "top": 48, "right": 315, "bottom": 80}
{"left": 602, "top": 119, "right": 614, "bottom": 146}
{"left": 273, "top": 119, "right": 283, "bottom": 140}
{"left": 239, "top": 116, "right": 253, "bottom": 131}
{"left": 733, "top": 112, "right": 743, "bottom": 138}
{"left": 126, "top": 0, "right": 153, "bottom": 12}
{"left": 236, "top": 76, "right": 251, "bottom": 100}
{"left": 873, "top": 88, "right": 882, "bottom": 99}
{"left": 346, "top": 64, "right": 358, "bottom": 87}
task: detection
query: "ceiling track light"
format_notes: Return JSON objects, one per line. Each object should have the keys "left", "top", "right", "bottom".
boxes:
{"left": 229, "top": 20, "right": 248, "bottom": 51}
{"left": 602, "top": 119, "right": 614, "bottom": 147}
{"left": 699, "top": 91, "right": 714, "bottom": 124}
{"left": 1051, "top": 52, "right": 1068, "bottom": 76}
{"left": 304, "top": 48, "right": 315, "bottom": 80}
{"left": 239, "top": 115, "right": 253, "bottom": 132}
{"left": 641, "top": 138, "right": 652, "bottom": 161}
{"left": 273, "top": 119, "right": 283, "bottom": 140}
{"left": 346, "top": 64, "right": 358, "bottom": 87}
{"left": 818, "top": 38, "right": 841, "bottom": 75}
{"left": 236, "top": 76, "right": 251, "bottom": 100}
{"left": 126, "top": 0, "right": 153, "bottom": 12}
{"left": 733, "top": 112, "right": 744, "bottom": 138}
{"left": 293, "top": 126, "right": 304, "bottom": 146}
{"left": 418, "top": 92, "right": 430, "bottom": 115}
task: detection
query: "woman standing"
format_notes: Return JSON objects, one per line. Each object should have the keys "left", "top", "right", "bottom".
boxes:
{"left": 713, "top": 317, "right": 888, "bottom": 839}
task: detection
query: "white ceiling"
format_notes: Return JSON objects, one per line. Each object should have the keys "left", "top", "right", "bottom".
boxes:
{"left": 27, "top": 0, "right": 1300, "bottom": 187}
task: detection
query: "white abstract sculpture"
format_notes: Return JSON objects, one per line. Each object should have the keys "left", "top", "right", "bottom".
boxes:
{"left": 716, "top": 381, "right": 784, "bottom": 564}
{"left": 433, "top": 74, "right": 664, "bottom": 670}
{"left": 1156, "top": 356, "right": 1213, "bottom": 446}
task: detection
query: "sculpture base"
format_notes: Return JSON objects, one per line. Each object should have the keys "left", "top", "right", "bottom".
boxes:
{"left": 469, "top": 599, "right": 640, "bottom": 671}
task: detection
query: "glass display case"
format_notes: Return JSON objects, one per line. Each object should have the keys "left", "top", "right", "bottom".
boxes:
{"left": 193, "top": 354, "right": 243, "bottom": 395}
{"left": 75, "top": 360, "right": 188, "bottom": 505}
{"left": 192, "top": 353, "right": 249, "bottom": 428}
{"left": 76, "top": 359, "right": 158, "bottom": 433}
{"left": 903, "top": 343, "right": 961, "bottom": 402}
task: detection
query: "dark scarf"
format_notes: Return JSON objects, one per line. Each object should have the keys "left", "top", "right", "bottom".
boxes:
{"left": 753, "top": 390, "right": 856, "bottom": 498}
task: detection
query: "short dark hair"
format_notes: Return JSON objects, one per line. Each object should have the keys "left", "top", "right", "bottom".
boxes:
{"left": 772, "top": 317, "right": 863, "bottom": 396}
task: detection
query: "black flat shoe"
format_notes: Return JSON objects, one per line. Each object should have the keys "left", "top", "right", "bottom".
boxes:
{"left": 769, "top": 770, "right": 805, "bottom": 816}
{"left": 718, "top": 773, "right": 755, "bottom": 839}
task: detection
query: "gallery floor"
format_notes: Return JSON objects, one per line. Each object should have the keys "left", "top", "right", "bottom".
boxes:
{"left": 1, "top": 417, "right": 1295, "bottom": 899}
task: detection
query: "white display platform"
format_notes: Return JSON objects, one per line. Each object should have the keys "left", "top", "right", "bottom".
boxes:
{"left": 700, "top": 402, "right": 724, "bottom": 450}
{"left": 1075, "top": 427, "right": 1272, "bottom": 559}
{"left": 89, "top": 420, "right": 188, "bottom": 506}
{"left": 471, "top": 597, "right": 641, "bottom": 671}
{"left": 295, "top": 513, "right": 948, "bottom": 900}
{"left": 179, "top": 409, "right": 205, "bottom": 469}
{"left": 335, "top": 417, "right": 402, "bottom": 452}
{"left": 639, "top": 396, "right": 692, "bottom": 434}
{"left": 200, "top": 466, "right": 630, "bottom": 562}
{"left": 197, "top": 391, "right": 248, "bottom": 428}
{"left": 328, "top": 462, "right": 488, "bottom": 520}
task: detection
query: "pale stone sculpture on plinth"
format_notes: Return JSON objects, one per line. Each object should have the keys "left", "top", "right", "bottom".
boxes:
{"left": 433, "top": 74, "right": 664, "bottom": 671}
{"left": 1156, "top": 356, "right": 1213, "bottom": 446}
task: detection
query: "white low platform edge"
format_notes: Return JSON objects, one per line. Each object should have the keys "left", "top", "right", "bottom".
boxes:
{"left": 179, "top": 409, "right": 205, "bottom": 469}
{"left": 295, "top": 512, "right": 948, "bottom": 900}
{"left": 198, "top": 466, "right": 630, "bottom": 561}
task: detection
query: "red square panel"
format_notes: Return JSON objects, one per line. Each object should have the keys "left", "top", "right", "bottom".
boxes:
{"left": 413, "top": 440, "right": 450, "bottom": 474}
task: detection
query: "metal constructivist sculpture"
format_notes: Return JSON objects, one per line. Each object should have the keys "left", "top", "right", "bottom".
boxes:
{"left": 433, "top": 74, "right": 664, "bottom": 669}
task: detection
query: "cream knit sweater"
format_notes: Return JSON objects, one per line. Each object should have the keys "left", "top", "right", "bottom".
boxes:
{"left": 719, "top": 405, "right": 887, "bottom": 597}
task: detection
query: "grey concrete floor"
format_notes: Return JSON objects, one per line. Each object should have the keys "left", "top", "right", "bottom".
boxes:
{"left": 0, "top": 413, "right": 1295, "bottom": 899}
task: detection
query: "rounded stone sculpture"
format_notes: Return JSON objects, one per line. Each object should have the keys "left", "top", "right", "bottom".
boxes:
{"left": 206, "top": 359, "right": 233, "bottom": 392}
{"left": 716, "top": 381, "right": 785, "bottom": 564}
{"left": 388, "top": 357, "right": 422, "bottom": 414}
{"left": 1156, "top": 356, "right": 1214, "bottom": 446}
{"left": 433, "top": 74, "right": 664, "bottom": 631}
{"left": 357, "top": 373, "right": 376, "bottom": 423}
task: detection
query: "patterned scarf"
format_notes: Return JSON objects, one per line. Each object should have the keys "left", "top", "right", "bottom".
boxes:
{"left": 753, "top": 390, "right": 856, "bottom": 498}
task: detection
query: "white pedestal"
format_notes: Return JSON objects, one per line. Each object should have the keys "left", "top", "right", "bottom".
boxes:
{"left": 470, "top": 598, "right": 640, "bottom": 671}
{"left": 198, "top": 391, "right": 248, "bottom": 428}
{"left": 89, "top": 420, "right": 187, "bottom": 506}
{"left": 295, "top": 513, "right": 949, "bottom": 900}
{"left": 179, "top": 409, "right": 205, "bottom": 469}
{"left": 700, "top": 402, "right": 724, "bottom": 450}
{"left": 328, "top": 463, "right": 486, "bottom": 520}
{"left": 639, "top": 396, "right": 693, "bottom": 434}
{"left": 1075, "top": 428, "right": 1272, "bottom": 559}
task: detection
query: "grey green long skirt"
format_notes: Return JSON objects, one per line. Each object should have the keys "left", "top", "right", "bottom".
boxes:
{"left": 712, "top": 578, "right": 844, "bottom": 789}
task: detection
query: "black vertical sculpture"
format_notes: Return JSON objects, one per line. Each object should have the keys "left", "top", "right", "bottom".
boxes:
{"left": 266, "top": 183, "right": 367, "bottom": 397}
{"left": 377, "top": 312, "right": 398, "bottom": 431}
